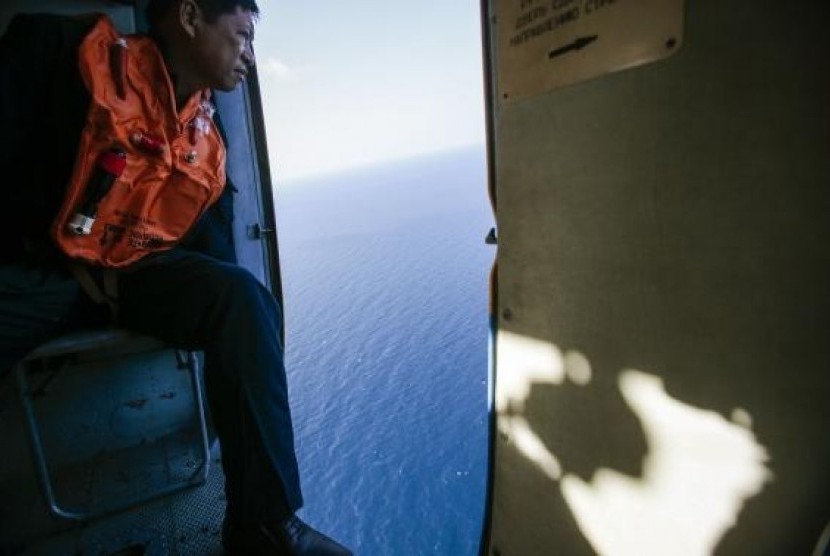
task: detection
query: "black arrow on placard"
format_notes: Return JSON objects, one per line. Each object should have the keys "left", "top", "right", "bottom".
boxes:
{"left": 548, "top": 35, "right": 598, "bottom": 59}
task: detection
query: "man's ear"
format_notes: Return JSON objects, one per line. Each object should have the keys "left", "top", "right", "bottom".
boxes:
{"left": 178, "top": 0, "right": 203, "bottom": 39}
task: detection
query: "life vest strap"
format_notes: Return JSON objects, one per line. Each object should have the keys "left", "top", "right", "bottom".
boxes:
{"left": 68, "top": 262, "right": 119, "bottom": 320}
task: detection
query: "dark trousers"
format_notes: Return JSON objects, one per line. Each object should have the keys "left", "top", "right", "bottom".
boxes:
{"left": 0, "top": 249, "right": 303, "bottom": 522}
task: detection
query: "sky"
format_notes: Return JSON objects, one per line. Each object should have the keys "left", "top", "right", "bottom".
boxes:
{"left": 253, "top": 1, "right": 487, "bottom": 182}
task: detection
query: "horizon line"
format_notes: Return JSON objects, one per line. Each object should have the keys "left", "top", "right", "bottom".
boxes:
{"left": 271, "top": 142, "right": 486, "bottom": 186}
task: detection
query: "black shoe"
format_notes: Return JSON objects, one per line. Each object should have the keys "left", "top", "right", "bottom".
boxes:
{"left": 223, "top": 514, "right": 352, "bottom": 556}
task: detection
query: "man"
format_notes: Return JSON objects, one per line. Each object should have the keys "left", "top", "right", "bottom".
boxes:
{"left": 0, "top": 1, "right": 351, "bottom": 554}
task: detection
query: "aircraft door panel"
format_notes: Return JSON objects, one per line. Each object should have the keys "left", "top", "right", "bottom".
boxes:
{"left": 484, "top": 0, "right": 830, "bottom": 554}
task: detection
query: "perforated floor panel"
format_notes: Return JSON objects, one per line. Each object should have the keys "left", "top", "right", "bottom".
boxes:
{"left": 0, "top": 359, "right": 230, "bottom": 556}
{"left": 19, "top": 443, "right": 227, "bottom": 556}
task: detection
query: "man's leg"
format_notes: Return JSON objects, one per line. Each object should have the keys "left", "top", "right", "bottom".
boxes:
{"left": 116, "top": 249, "right": 303, "bottom": 519}
{"left": 118, "top": 250, "right": 351, "bottom": 555}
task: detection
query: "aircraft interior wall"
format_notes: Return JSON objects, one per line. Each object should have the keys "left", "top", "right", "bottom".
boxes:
{"left": 487, "top": 0, "right": 830, "bottom": 554}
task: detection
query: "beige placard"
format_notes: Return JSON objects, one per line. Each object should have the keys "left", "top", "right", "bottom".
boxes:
{"left": 495, "top": 0, "right": 685, "bottom": 102}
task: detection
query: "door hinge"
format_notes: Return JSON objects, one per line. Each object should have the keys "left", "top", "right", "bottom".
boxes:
{"left": 247, "top": 223, "right": 276, "bottom": 240}
{"left": 485, "top": 228, "right": 498, "bottom": 245}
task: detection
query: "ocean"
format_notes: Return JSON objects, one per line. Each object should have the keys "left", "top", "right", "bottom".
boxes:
{"left": 274, "top": 145, "right": 493, "bottom": 556}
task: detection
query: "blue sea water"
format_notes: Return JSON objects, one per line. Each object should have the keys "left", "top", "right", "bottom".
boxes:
{"left": 274, "top": 145, "right": 494, "bottom": 556}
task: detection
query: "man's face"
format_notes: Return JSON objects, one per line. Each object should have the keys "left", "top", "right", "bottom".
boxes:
{"left": 190, "top": 6, "right": 256, "bottom": 91}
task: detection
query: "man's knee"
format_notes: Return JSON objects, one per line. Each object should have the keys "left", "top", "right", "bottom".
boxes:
{"left": 215, "top": 264, "right": 282, "bottom": 322}
{"left": 118, "top": 254, "right": 282, "bottom": 344}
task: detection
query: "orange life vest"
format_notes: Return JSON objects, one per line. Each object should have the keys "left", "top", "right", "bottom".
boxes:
{"left": 51, "top": 16, "right": 227, "bottom": 268}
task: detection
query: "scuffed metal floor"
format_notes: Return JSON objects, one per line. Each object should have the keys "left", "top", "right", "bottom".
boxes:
{"left": 0, "top": 350, "right": 228, "bottom": 556}
{"left": 21, "top": 443, "right": 227, "bottom": 556}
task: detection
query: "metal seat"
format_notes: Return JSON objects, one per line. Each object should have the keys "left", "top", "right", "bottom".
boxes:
{"left": 14, "top": 329, "right": 210, "bottom": 522}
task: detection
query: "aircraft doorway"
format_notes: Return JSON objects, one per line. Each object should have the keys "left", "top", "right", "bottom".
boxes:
{"left": 257, "top": 2, "right": 494, "bottom": 555}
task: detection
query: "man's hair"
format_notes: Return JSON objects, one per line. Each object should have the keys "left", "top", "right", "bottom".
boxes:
{"left": 145, "top": 0, "right": 260, "bottom": 29}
